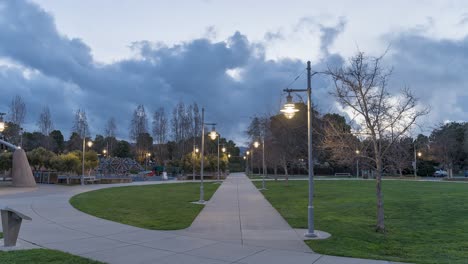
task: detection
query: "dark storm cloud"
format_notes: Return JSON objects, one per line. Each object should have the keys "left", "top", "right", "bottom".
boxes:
{"left": 386, "top": 31, "right": 468, "bottom": 127}
{"left": 0, "top": 0, "right": 314, "bottom": 142}
{"left": 1, "top": 0, "right": 463, "bottom": 144}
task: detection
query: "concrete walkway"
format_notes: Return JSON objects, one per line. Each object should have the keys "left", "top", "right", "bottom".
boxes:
{"left": 0, "top": 175, "right": 404, "bottom": 264}
{"left": 176, "top": 173, "right": 312, "bottom": 252}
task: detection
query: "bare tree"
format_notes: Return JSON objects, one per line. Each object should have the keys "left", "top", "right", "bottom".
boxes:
{"left": 130, "top": 105, "right": 148, "bottom": 141}
{"left": 9, "top": 95, "right": 26, "bottom": 126}
{"left": 105, "top": 117, "right": 117, "bottom": 138}
{"left": 104, "top": 117, "right": 117, "bottom": 155}
{"left": 37, "top": 106, "right": 54, "bottom": 135}
{"left": 130, "top": 105, "right": 149, "bottom": 161}
{"left": 386, "top": 137, "right": 413, "bottom": 177}
{"left": 430, "top": 122, "right": 465, "bottom": 177}
{"left": 192, "top": 103, "right": 202, "bottom": 138}
{"left": 72, "top": 109, "right": 89, "bottom": 138}
{"left": 327, "top": 52, "right": 429, "bottom": 233}
{"left": 170, "top": 102, "right": 198, "bottom": 159}
{"left": 152, "top": 107, "right": 168, "bottom": 163}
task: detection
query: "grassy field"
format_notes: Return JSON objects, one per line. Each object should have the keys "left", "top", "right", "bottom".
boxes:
{"left": 70, "top": 183, "right": 219, "bottom": 230}
{"left": 254, "top": 180, "right": 468, "bottom": 264}
{"left": 0, "top": 249, "right": 102, "bottom": 264}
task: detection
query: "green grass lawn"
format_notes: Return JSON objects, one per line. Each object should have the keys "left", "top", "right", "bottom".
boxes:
{"left": 70, "top": 183, "right": 219, "bottom": 230}
{"left": 0, "top": 249, "right": 102, "bottom": 264}
{"left": 254, "top": 180, "right": 468, "bottom": 264}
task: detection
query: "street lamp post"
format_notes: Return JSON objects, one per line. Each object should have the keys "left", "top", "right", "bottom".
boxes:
{"left": 414, "top": 149, "right": 422, "bottom": 178}
{"left": 198, "top": 107, "right": 217, "bottom": 203}
{"left": 82, "top": 139, "right": 93, "bottom": 186}
{"left": 244, "top": 156, "right": 249, "bottom": 174}
{"left": 280, "top": 61, "right": 317, "bottom": 237}
{"left": 219, "top": 144, "right": 226, "bottom": 181}
{"left": 413, "top": 138, "right": 422, "bottom": 179}
{"left": 253, "top": 141, "right": 260, "bottom": 175}
{"left": 193, "top": 145, "right": 199, "bottom": 181}
{"left": 246, "top": 151, "right": 250, "bottom": 174}
{"left": 146, "top": 153, "right": 151, "bottom": 170}
{"left": 355, "top": 150, "right": 360, "bottom": 178}
{"left": 217, "top": 135, "right": 220, "bottom": 182}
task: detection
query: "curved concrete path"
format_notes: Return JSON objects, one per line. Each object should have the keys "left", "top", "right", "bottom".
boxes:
{"left": 0, "top": 175, "right": 404, "bottom": 264}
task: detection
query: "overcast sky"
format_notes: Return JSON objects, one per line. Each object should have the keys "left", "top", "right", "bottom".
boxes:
{"left": 1, "top": 0, "right": 467, "bottom": 145}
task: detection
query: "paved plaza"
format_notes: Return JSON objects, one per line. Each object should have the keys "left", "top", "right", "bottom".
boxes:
{"left": 0, "top": 173, "right": 404, "bottom": 263}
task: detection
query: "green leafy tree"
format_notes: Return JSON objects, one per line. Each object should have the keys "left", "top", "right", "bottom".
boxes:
{"left": 22, "top": 132, "right": 47, "bottom": 151}
{"left": 84, "top": 150, "right": 99, "bottom": 175}
{"left": 49, "top": 130, "right": 65, "bottom": 153}
{"left": 50, "top": 153, "right": 81, "bottom": 174}
{"left": 27, "top": 147, "right": 56, "bottom": 171}
{"left": 0, "top": 152, "right": 13, "bottom": 172}
{"left": 66, "top": 132, "right": 82, "bottom": 151}
{"left": 113, "top": 140, "right": 132, "bottom": 158}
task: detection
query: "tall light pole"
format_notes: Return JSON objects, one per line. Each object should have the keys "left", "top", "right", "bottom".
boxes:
{"left": 413, "top": 138, "right": 421, "bottom": 179}
{"left": 82, "top": 139, "right": 93, "bottom": 185}
{"left": 281, "top": 61, "right": 317, "bottom": 238}
{"left": 193, "top": 145, "right": 199, "bottom": 180}
{"left": 198, "top": 107, "right": 217, "bottom": 204}
{"left": 219, "top": 144, "right": 226, "bottom": 181}
{"left": 262, "top": 137, "right": 266, "bottom": 189}
{"left": 246, "top": 150, "right": 250, "bottom": 175}
{"left": 355, "top": 150, "right": 360, "bottom": 178}
{"left": 146, "top": 152, "right": 151, "bottom": 170}
{"left": 414, "top": 149, "right": 422, "bottom": 178}
{"left": 216, "top": 134, "right": 220, "bottom": 182}
{"left": 245, "top": 151, "right": 249, "bottom": 174}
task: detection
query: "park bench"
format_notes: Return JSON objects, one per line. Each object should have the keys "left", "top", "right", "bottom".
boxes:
{"left": 84, "top": 176, "right": 100, "bottom": 184}
{"left": 334, "top": 173, "right": 351, "bottom": 177}
{"left": 1, "top": 207, "right": 32, "bottom": 247}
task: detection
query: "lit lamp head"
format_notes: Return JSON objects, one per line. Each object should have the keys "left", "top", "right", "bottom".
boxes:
{"left": 0, "top": 113, "right": 5, "bottom": 133}
{"left": 417, "top": 152, "right": 422, "bottom": 157}
{"left": 280, "top": 93, "right": 299, "bottom": 119}
{"left": 195, "top": 147, "right": 199, "bottom": 153}
{"left": 246, "top": 151, "right": 250, "bottom": 155}
{"left": 243, "top": 156, "right": 246, "bottom": 160}
{"left": 87, "top": 141, "right": 93, "bottom": 148}
{"left": 146, "top": 153, "right": 151, "bottom": 157}
{"left": 103, "top": 149, "right": 107, "bottom": 154}
{"left": 209, "top": 125, "right": 218, "bottom": 140}
{"left": 355, "top": 150, "right": 360, "bottom": 155}
{"left": 228, "top": 154, "right": 231, "bottom": 158}
{"left": 222, "top": 146, "right": 226, "bottom": 153}
{"left": 253, "top": 141, "right": 260, "bottom": 148}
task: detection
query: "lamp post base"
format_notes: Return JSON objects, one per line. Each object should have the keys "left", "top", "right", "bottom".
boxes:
{"left": 191, "top": 200, "right": 207, "bottom": 205}
{"left": 304, "top": 231, "right": 317, "bottom": 238}
{"left": 295, "top": 229, "right": 331, "bottom": 240}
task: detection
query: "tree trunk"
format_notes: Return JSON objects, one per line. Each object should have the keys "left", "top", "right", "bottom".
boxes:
{"left": 274, "top": 166, "right": 278, "bottom": 181}
{"left": 375, "top": 156, "right": 385, "bottom": 233}
{"left": 284, "top": 164, "right": 289, "bottom": 186}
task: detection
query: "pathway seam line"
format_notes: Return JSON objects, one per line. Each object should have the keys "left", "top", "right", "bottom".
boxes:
{"left": 236, "top": 178, "right": 244, "bottom": 245}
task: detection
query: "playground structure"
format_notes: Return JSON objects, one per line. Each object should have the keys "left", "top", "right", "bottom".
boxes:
{"left": 0, "top": 139, "right": 36, "bottom": 187}
{"left": 96, "top": 157, "right": 144, "bottom": 176}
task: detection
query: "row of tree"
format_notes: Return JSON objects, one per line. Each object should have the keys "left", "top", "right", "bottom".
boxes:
{"left": 0, "top": 147, "right": 98, "bottom": 175}
{"left": 1, "top": 98, "right": 241, "bottom": 173}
